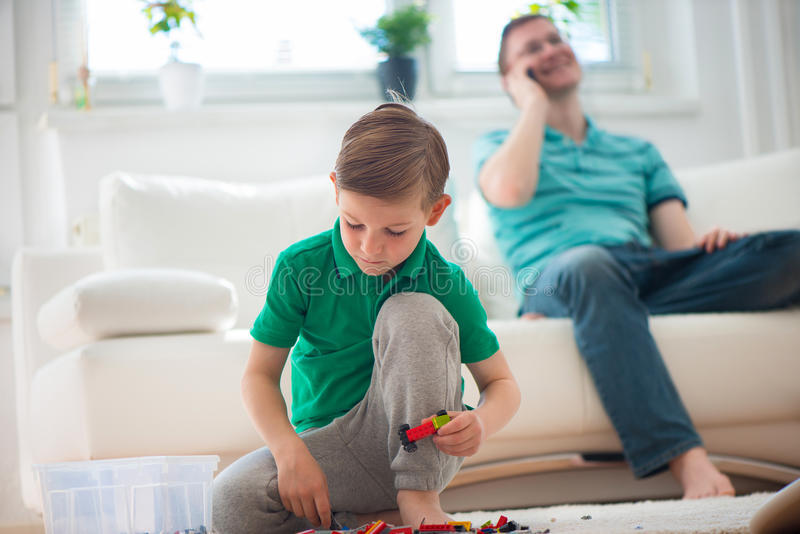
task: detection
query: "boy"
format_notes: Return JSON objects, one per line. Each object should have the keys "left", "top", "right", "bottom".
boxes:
{"left": 213, "top": 103, "right": 521, "bottom": 534}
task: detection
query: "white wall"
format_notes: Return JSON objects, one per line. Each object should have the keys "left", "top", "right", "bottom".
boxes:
{"left": 0, "top": 0, "right": 39, "bottom": 529}
{"left": 2, "top": 0, "right": 798, "bottom": 528}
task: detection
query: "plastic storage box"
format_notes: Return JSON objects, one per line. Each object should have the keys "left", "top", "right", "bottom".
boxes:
{"left": 34, "top": 455, "right": 219, "bottom": 534}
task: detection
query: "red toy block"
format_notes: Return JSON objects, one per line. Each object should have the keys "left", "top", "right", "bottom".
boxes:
{"left": 418, "top": 524, "right": 455, "bottom": 531}
{"left": 406, "top": 420, "right": 436, "bottom": 441}
{"left": 388, "top": 528, "right": 413, "bottom": 534}
{"left": 398, "top": 410, "right": 450, "bottom": 453}
{"left": 496, "top": 515, "right": 508, "bottom": 528}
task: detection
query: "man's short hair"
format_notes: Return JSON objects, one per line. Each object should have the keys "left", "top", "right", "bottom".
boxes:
{"left": 497, "top": 14, "right": 550, "bottom": 75}
{"left": 334, "top": 103, "right": 450, "bottom": 209}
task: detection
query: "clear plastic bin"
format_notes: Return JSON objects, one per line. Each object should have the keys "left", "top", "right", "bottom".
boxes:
{"left": 34, "top": 455, "right": 219, "bottom": 534}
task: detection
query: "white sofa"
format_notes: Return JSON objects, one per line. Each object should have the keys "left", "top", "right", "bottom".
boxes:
{"left": 12, "top": 149, "right": 800, "bottom": 515}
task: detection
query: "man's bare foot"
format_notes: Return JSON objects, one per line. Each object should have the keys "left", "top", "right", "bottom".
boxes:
{"left": 669, "top": 446, "right": 735, "bottom": 499}
{"left": 354, "top": 509, "right": 403, "bottom": 526}
{"left": 396, "top": 489, "right": 451, "bottom": 527}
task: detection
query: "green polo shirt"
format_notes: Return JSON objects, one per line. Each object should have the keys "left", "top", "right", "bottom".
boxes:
{"left": 251, "top": 218, "right": 500, "bottom": 432}
{"left": 473, "top": 116, "right": 688, "bottom": 286}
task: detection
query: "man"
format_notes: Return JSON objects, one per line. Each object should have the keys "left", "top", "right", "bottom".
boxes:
{"left": 474, "top": 14, "right": 800, "bottom": 498}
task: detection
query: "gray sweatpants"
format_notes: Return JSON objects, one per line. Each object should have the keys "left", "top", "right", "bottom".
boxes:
{"left": 213, "top": 292, "right": 466, "bottom": 534}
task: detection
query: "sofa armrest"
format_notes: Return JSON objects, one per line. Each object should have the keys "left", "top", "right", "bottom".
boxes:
{"left": 11, "top": 247, "right": 103, "bottom": 509}
{"left": 36, "top": 269, "right": 238, "bottom": 351}
{"left": 23, "top": 329, "right": 273, "bottom": 512}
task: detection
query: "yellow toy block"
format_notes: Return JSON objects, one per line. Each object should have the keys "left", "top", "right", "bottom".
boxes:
{"left": 431, "top": 413, "right": 450, "bottom": 430}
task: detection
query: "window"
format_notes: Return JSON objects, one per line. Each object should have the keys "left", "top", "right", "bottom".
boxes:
{"left": 56, "top": 0, "right": 391, "bottom": 104}
{"left": 86, "top": 1, "right": 385, "bottom": 74}
{"left": 427, "top": 0, "right": 638, "bottom": 97}
{"left": 55, "top": 0, "right": 636, "bottom": 105}
{"left": 452, "top": 0, "right": 613, "bottom": 72}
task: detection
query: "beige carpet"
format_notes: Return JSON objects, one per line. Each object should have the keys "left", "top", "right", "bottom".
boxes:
{"left": 450, "top": 492, "right": 773, "bottom": 534}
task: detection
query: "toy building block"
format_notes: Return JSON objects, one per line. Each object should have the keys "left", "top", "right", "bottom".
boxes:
{"left": 498, "top": 520, "right": 520, "bottom": 533}
{"left": 365, "top": 521, "right": 388, "bottom": 534}
{"left": 398, "top": 410, "right": 450, "bottom": 453}
{"left": 387, "top": 528, "right": 412, "bottom": 534}
{"left": 448, "top": 521, "right": 472, "bottom": 531}
{"left": 418, "top": 524, "right": 455, "bottom": 531}
{"left": 478, "top": 515, "right": 511, "bottom": 532}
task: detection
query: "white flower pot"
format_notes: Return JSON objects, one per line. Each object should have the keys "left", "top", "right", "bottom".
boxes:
{"left": 158, "top": 61, "right": 204, "bottom": 110}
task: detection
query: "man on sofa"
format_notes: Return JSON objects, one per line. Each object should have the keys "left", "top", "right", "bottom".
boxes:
{"left": 474, "top": 14, "right": 800, "bottom": 498}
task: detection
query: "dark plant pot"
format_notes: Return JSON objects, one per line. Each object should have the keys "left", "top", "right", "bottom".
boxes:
{"left": 377, "top": 56, "right": 418, "bottom": 101}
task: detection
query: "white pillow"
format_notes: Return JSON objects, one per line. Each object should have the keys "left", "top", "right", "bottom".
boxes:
{"left": 37, "top": 269, "right": 238, "bottom": 351}
{"left": 99, "top": 172, "right": 462, "bottom": 329}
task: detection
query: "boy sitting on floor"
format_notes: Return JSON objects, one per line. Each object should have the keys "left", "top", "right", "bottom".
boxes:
{"left": 213, "top": 103, "right": 522, "bottom": 534}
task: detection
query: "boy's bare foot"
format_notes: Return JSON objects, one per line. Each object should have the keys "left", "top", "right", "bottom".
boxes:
{"left": 669, "top": 446, "right": 735, "bottom": 499}
{"left": 396, "top": 489, "right": 451, "bottom": 527}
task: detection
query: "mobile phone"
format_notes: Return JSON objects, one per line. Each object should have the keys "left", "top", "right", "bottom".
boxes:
{"left": 526, "top": 67, "right": 537, "bottom": 82}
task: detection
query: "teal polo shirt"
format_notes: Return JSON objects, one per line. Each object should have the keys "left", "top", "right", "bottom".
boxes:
{"left": 473, "top": 117, "right": 687, "bottom": 286}
{"left": 251, "top": 218, "right": 500, "bottom": 432}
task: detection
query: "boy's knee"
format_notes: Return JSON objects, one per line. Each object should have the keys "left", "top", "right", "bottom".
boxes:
{"left": 212, "top": 452, "right": 282, "bottom": 533}
{"left": 372, "top": 292, "right": 460, "bottom": 368}
{"left": 376, "top": 292, "right": 457, "bottom": 335}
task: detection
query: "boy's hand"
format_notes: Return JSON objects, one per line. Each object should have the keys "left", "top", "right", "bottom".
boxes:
{"left": 427, "top": 411, "right": 486, "bottom": 457}
{"left": 274, "top": 443, "right": 331, "bottom": 528}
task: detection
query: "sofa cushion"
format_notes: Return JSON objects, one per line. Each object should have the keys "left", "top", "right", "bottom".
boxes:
{"left": 99, "top": 173, "right": 461, "bottom": 329}
{"left": 37, "top": 269, "right": 238, "bottom": 351}
{"left": 28, "top": 310, "right": 800, "bottom": 468}
{"left": 463, "top": 309, "right": 800, "bottom": 456}
{"left": 678, "top": 148, "right": 800, "bottom": 235}
{"left": 28, "top": 331, "right": 269, "bottom": 463}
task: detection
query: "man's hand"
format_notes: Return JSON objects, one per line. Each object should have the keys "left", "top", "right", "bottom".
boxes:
{"left": 696, "top": 226, "right": 747, "bottom": 253}
{"left": 504, "top": 59, "right": 548, "bottom": 111}
{"left": 428, "top": 411, "right": 486, "bottom": 457}
{"left": 274, "top": 443, "right": 331, "bottom": 528}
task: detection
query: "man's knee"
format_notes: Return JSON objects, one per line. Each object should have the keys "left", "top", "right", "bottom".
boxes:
{"left": 547, "top": 245, "right": 621, "bottom": 287}
{"left": 766, "top": 229, "right": 800, "bottom": 260}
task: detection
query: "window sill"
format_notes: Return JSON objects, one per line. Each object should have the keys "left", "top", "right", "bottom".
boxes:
{"left": 41, "top": 94, "right": 700, "bottom": 132}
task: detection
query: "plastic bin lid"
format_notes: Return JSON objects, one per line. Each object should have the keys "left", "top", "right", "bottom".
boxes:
{"left": 32, "top": 455, "right": 220, "bottom": 472}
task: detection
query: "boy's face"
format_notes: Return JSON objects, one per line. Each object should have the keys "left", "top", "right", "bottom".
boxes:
{"left": 331, "top": 173, "right": 450, "bottom": 277}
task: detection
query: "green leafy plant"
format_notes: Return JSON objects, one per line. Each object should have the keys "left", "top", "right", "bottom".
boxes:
{"left": 359, "top": 4, "right": 433, "bottom": 58}
{"left": 141, "top": 0, "right": 199, "bottom": 38}
{"left": 519, "top": 1, "right": 582, "bottom": 33}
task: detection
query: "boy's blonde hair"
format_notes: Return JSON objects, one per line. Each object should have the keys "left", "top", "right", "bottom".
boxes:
{"left": 334, "top": 102, "right": 450, "bottom": 209}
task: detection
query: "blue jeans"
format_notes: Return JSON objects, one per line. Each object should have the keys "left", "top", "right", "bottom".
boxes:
{"left": 520, "top": 230, "right": 800, "bottom": 477}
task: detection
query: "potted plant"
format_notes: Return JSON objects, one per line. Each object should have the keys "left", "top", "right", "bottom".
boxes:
{"left": 359, "top": 4, "right": 432, "bottom": 101}
{"left": 522, "top": 1, "right": 581, "bottom": 36}
{"left": 141, "top": 0, "right": 204, "bottom": 110}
